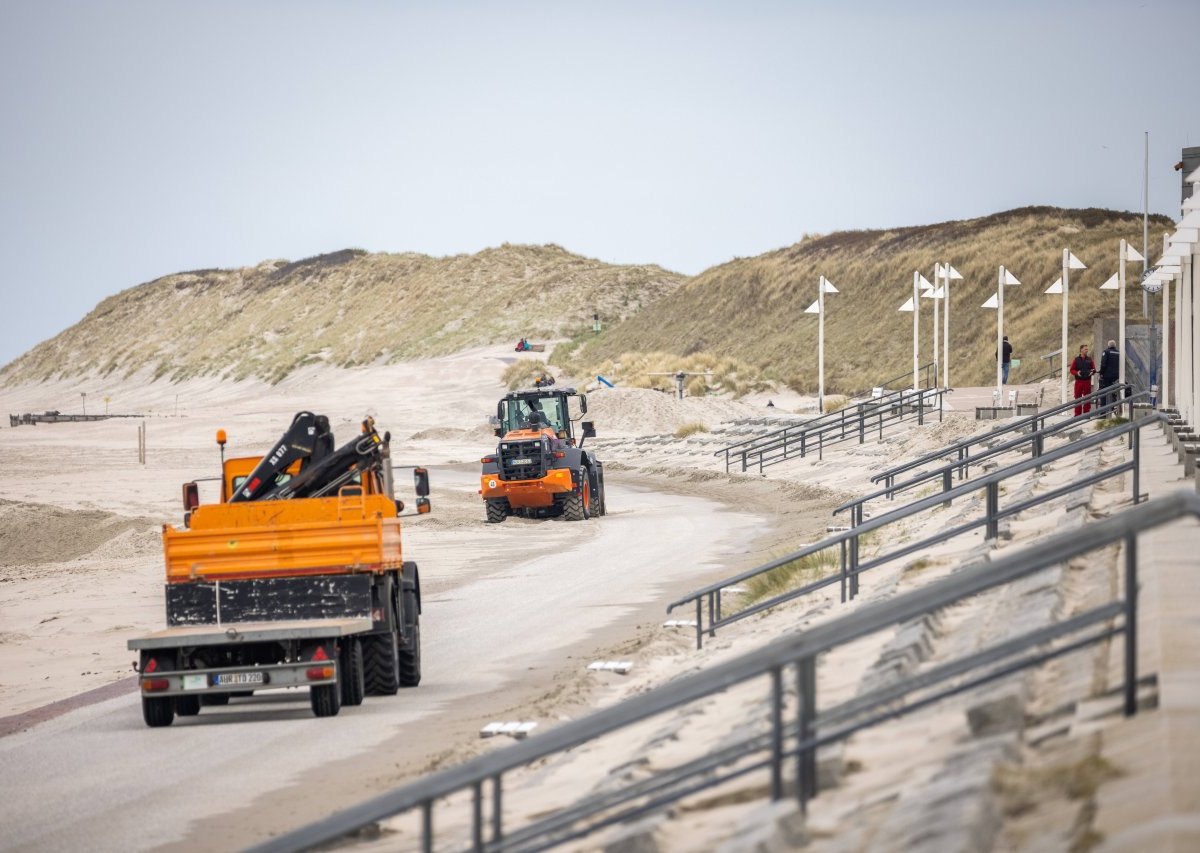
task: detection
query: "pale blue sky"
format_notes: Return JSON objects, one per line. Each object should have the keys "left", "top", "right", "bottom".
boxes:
{"left": 0, "top": 0, "right": 1194, "bottom": 367}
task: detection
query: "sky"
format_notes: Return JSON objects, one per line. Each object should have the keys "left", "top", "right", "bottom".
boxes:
{"left": 0, "top": 0, "right": 1195, "bottom": 367}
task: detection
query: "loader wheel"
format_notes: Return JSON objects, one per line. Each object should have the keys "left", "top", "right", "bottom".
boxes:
{"left": 310, "top": 682, "right": 341, "bottom": 717}
{"left": 142, "top": 696, "right": 174, "bottom": 728}
{"left": 485, "top": 499, "right": 508, "bottom": 524}
{"left": 363, "top": 630, "right": 400, "bottom": 696}
{"left": 398, "top": 586, "right": 421, "bottom": 687}
{"left": 562, "top": 468, "right": 590, "bottom": 521}
{"left": 175, "top": 695, "right": 201, "bottom": 717}
{"left": 340, "top": 638, "right": 365, "bottom": 706}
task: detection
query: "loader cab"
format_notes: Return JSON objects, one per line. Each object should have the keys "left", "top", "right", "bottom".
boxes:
{"left": 497, "top": 389, "right": 587, "bottom": 441}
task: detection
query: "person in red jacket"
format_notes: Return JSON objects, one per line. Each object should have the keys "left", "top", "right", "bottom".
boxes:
{"left": 1070, "top": 343, "right": 1096, "bottom": 416}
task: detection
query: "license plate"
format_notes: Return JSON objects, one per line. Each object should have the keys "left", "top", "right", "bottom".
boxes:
{"left": 215, "top": 671, "right": 265, "bottom": 686}
{"left": 509, "top": 458, "right": 533, "bottom": 465}
{"left": 182, "top": 674, "right": 207, "bottom": 691}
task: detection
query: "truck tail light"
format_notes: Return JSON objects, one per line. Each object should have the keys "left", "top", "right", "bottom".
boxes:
{"left": 142, "top": 678, "right": 170, "bottom": 692}
{"left": 481, "top": 456, "right": 496, "bottom": 464}
{"left": 553, "top": 451, "right": 565, "bottom": 458}
{"left": 306, "top": 666, "right": 334, "bottom": 681}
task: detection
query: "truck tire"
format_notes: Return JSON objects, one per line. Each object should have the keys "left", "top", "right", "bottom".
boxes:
{"left": 485, "top": 499, "right": 508, "bottom": 523}
{"left": 142, "top": 696, "right": 174, "bottom": 728}
{"left": 175, "top": 695, "right": 201, "bottom": 717}
{"left": 562, "top": 468, "right": 590, "bottom": 521}
{"left": 363, "top": 631, "right": 400, "bottom": 696}
{"left": 398, "top": 587, "right": 421, "bottom": 687}
{"left": 340, "top": 638, "right": 365, "bottom": 706}
{"left": 310, "top": 681, "right": 341, "bottom": 717}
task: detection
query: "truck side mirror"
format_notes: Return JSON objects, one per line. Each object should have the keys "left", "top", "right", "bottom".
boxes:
{"left": 579, "top": 394, "right": 588, "bottom": 414}
{"left": 182, "top": 481, "right": 200, "bottom": 511}
{"left": 494, "top": 427, "right": 503, "bottom": 437}
{"left": 581, "top": 421, "right": 596, "bottom": 439}
{"left": 413, "top": 467, "right": 430, "bottom": 497}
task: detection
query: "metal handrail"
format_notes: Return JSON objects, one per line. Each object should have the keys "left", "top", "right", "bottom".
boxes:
{"left": 668, "top": 414, "right": 1161, "bottom": 648}
{"left": 850, "top": 361, "right": 938, "bottom": 397}
{"left": 716, "top": 386, "right": 945, "bottom": 474}
{"left": 834, "top": 391, "right": 1151, "bottom": 517}
{"left": 250, "top": 489, "right": 1200, "bottom": 853}
{"left": 871, "top": 383, "right": 1136, "bottom": 490}
{"left": 715, "top": 386, "right": 913, "bottom": 454}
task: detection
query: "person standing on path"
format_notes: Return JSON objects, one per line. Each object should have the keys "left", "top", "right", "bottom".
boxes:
{"left": 1098, "top": 339, "right": 1120, "bottom": 409}
{"left": 1070, "top": 343, "right": 1096, "bottom": 416}
{"left": 999, "top": 336, "right": 1014, "bottom": 384}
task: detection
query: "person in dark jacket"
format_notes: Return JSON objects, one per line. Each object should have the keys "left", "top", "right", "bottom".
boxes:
{"left": 998, "top": 336, "right": 1014, "bottom": 384}
{"left": 1097, "top": 340, "right": 1120, "bottom": 409}
{"left": 1070, "top": 343, "right": 1096, "bottom": 416}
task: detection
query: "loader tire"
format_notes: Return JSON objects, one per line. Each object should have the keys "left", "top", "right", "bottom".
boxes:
{"left": 485, "top": 499, "right": 508, "bottom": 524}
{"left": 398, "top": 587, "right": 421, "bottom": 687}
{"left": 142, "top": 696, "right": 174, "bottom": 728}
{"left": 363, "top": 630, "right": 400, "bottom": 696}
{"left": 340, "top": 638, "right": 365, "bottom": 706}
{"left": 562, "top": 468, "right": 590, "bottom": 521}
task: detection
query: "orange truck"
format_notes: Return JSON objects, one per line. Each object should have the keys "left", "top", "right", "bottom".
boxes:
{"left": 480, "top": 387, "right": 606, "bottom": 522}
{"left": 128, "top": 413, "right": 430, "bottom": 726}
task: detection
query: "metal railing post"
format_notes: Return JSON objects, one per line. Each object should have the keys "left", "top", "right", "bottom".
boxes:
{"left": 708, "top": 592, "right": 716, "bottom": 639}
{"left": 1124, "top": 532, "right": 1138, "bottom": 717}
{"left": 850, "top": 511, "right": 861, "bottom": 599}
{"left": 797, "top": 656, "right": 817, "bottom": 806}
{"left": 1133, "top": 428, "right": 1141, "bottom": 504}
{"left": 695, "top": 599, "right": 703, "bottom": 650}
{"left": 942, "top": 470, "right": 953, "bottom": 506}
{"left": 839, "top": 541, "right": 847, "bottom": 603}
{"left": 422, "top": 801, "right": 433, "bottom": 853}
{"left": 473, "top": 781, "right": 483, "bottom": 851}
{"left": 985, "top": 481, "right": 999, "bottom": 540}
{"left": 770, "top": 667, "right": 784, "bottom": 800}
{"left": 492, "top": 775, "right": 503, "bottom": 845}
{"left": 740, "top": 450, "right": 747, "bottom": 473}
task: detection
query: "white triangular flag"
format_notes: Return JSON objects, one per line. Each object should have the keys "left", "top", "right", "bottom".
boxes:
{"left": 1125, "top": 245, "right": 1145, "bottom": 262}
{"left": 918, "top": 273, "right": 933, "bottom": 290}
{"left": 946, "top": 265, "right": 963, "bottom": 280}
{"left": 899, "top": 297, "right": 914, "bottom": 312}
{"left": 1067, "top": 252, "right": 1086, "bottom": 270}
{"left": 1099, "top": 273, "right": 1119, "bottom": 290}
{"left": 1044, "top": 278, "right": 1063, "bottom": 294}
{"left": 981, "top": 293, "right": 998, "bottom": 309}
{"left": 805, "top": 300, "right": 820, "bottom": 314}
{"left": 920, "top": 289, "right": 938, "bottom": 299}
{"left": 821, "top": 279, "right": 839, "bottom": 294}
{"left": 1003, "top": 270, "right": 1021, "bottom": 285}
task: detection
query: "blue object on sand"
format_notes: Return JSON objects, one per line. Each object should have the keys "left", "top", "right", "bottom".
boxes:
{"left": 596, "top": 375, "right": 614, "bottom": 388}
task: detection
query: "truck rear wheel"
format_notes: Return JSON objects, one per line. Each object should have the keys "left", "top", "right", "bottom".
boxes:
{"left": 311, "top": 682, "right": 341, "bottom": 717}
{"left": 485, "top": 499, "right": 508, "bottom": 523}
{"left": 363, "top": 631, "right": 400, "bottom": 696}
{"left": 562, "top": 468, "right": 590, "bottom": 521}
{"left": 340, "top": 638, "right": 365, "bottom": 706}
{"left": 142, "top": 696, "right": 174, "bottom": 728}
{"left": 175, "top": 695, "right": 201, "bottom": 717}
{"left": 398, "top": 588, "right": 421, "bottom": 687}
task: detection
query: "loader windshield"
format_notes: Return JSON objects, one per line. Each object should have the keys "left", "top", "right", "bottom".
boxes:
{"left": 501, "top": 395, "right": 567, "bottom": 435}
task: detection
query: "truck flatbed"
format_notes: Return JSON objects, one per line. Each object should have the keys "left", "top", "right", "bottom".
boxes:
{"left": 128, "top": 617, "right": 372, "bottom": 651}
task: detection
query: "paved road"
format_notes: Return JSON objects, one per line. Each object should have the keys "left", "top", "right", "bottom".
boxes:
{"left": 0, "top": 474, "right": 763, "bottom": 852}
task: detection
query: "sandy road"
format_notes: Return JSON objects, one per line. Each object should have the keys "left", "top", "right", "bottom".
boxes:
{"left": 0, "top": 470, "right": 764, "bottom": 852}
